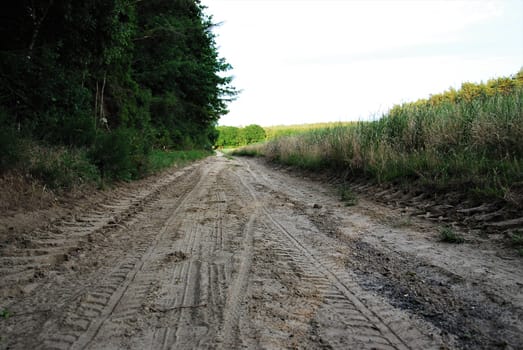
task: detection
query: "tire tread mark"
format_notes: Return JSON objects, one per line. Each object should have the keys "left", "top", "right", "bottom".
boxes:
{"left": 238, "top": 162, "right": 417, "bottom": 350}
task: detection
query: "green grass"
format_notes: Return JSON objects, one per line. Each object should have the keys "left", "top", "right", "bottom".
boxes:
{"left": 439, "top": 227, "right": 465, "bottom": 243}
{"left": 148, "top": 149, "right": 213, "bottom": 173}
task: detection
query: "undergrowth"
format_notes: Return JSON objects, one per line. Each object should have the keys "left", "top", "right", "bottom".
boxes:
{"left": 0, "top": 136, "right": 212, "bottom": 192}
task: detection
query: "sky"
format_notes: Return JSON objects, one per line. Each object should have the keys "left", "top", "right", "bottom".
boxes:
{"left": 201, "top": 0, "right": 523, "bottom": 127}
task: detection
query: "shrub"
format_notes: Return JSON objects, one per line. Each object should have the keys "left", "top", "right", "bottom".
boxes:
{"left": 216, "top": 126, "right": 241, "bottom": 148}
{"left": 89, "top": 127, "right": 151, "bottom": 181}
{"left": 29, "top": 145, "right": 100, "bottom": 189}
{"left": 240, "top": 124, "right": 266, "bottom": 145}
{"left": 0, "top": 125, "right": 24, "bottom": 172}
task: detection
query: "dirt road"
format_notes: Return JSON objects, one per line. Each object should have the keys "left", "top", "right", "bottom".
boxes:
{"left": 1, "top": 154, "right": 522, "bottom": 349}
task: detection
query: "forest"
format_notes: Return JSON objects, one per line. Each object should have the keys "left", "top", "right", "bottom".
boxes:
{"left": 0, "top": 0, "right": 236, "bottom": 183}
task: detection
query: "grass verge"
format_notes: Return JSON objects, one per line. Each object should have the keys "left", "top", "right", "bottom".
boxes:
{"left": 148, "top": 149, "right": 213, "bottom": 173}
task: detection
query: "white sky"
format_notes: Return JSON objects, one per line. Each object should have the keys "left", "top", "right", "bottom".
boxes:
{"left": 201, "top": 0, "right": 523, "bottom": 126}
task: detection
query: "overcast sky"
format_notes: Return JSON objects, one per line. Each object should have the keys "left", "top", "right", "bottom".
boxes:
{"left": 201, "top": 0, "right": 523, "bottom": 126}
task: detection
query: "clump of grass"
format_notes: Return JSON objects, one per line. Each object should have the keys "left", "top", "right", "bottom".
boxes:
{"left": 507, "top": 230, "right": 523, "bottom": 256}
{"left": 340, "top": 184, "right": 358, "bottom": 206}
{"left": 0, "top": 308, "right": 10, "bottom": 319}
{"left": 439, "top": 226, "right": 465, "bottom": 243}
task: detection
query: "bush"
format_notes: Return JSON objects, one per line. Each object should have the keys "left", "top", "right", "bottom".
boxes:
{"left": 216, "top": 126, "right": 241, "bottom": 148}
{"left": 29, "top": 145, "right": 100, "bottom": 189}
{"left": 89, "top": 128, "right": 151, "bottom": 181}
{"left": 240, "top": 124, "right": 266, "bottom": 145}
{"left": 0, "top": 126, "right": 24, "bottom": 172}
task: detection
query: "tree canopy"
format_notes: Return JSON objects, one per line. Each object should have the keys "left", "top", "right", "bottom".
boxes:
{"left": 215, "top": 124, "right": 266, "bottom": 148}
{"left": 0, "top": 0, "right": 236, "bottom": 178}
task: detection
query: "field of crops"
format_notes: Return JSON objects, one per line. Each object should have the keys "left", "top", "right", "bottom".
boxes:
{"left": 234, "top": 71, "right": 523, "bottom": 204}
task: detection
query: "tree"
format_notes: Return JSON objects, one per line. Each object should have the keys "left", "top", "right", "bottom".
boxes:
{"left": 0, "top": 0, "right": 237, "bottom": 179}
{"left": 215, "top": 126, "right": 240, "bottom": 148}
{"left": 133, "top": 0, "right": 237, "bottom": 149}
{"left": 240, "top": 124, "right": 266, "bottom": 145}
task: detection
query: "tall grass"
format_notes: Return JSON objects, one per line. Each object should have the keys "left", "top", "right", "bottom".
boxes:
{"left": 235, "top": 77, "right": 523, "bottom": 204}
{"left": 264, "top": 122, "right": 356, "bottom": 140}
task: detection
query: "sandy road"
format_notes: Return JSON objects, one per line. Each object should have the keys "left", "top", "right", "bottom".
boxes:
{"left": 1, "top": 154, "right": 522, "bottom": 349}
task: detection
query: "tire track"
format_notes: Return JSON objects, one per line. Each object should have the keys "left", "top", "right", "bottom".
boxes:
{"left": 35, "top": 164, "right": 207, "bottom": 350}
{"left": 217, "top": 211, "right": 257, "bottom": 349}
{"left": 0, "top": 167, "right": 198, "bottom": 299}
{"left": 236, "top": 158, "right": 441, "bottom": 350}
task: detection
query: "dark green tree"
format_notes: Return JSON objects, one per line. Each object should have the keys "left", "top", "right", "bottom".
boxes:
{"left": 133, "top": 0, "right": 236, "bottom": 149}
{"left": 0, "top": 0, "right": 236, "bottom": 178}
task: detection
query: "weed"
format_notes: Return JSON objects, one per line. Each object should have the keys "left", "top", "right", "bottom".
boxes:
{"left": 439, "top": 227, "right": 465, "bottom": 243}
{"left": 1, "top": 309, "right": 10, "bottom": 319}
{"left": 509, "top": 231, "right": 523, "bottom": 246}
{"left": 340, "top": 185, "right": 358, "bottom": 206}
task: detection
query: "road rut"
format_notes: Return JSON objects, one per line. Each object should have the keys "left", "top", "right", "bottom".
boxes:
{"left": 1, "top": 154, "right": 522, "bottom": 349}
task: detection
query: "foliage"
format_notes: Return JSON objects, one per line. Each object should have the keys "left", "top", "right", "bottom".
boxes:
{"left": 0, "top": 112, "right": 25, "bottom": 172}
{"left": 89, "top": 128, "right": 151, "bottom": 181}
{"left": 134, "top": 0, "right": 237, "bottom": 149}
{"left": 0, "top": 0, "right": 236, "bottom": 186}
{"left": 215, "top": 124, "right": 265, "bottom": 148}
{"left": 240, "top": 124, "right": 266, "bottom": 145}
{"left": 215, "top": 126, "right": 241, "bottom": 148}
{"left": 235, "top": 70, "right": 523, "bottom": 205}
{"left": 30, "top": 146, "right": 101, "bottom": 189}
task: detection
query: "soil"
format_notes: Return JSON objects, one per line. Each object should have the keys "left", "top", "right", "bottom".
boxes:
{"left": 0, "top": 154, "right": 521, "bottom": 349}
